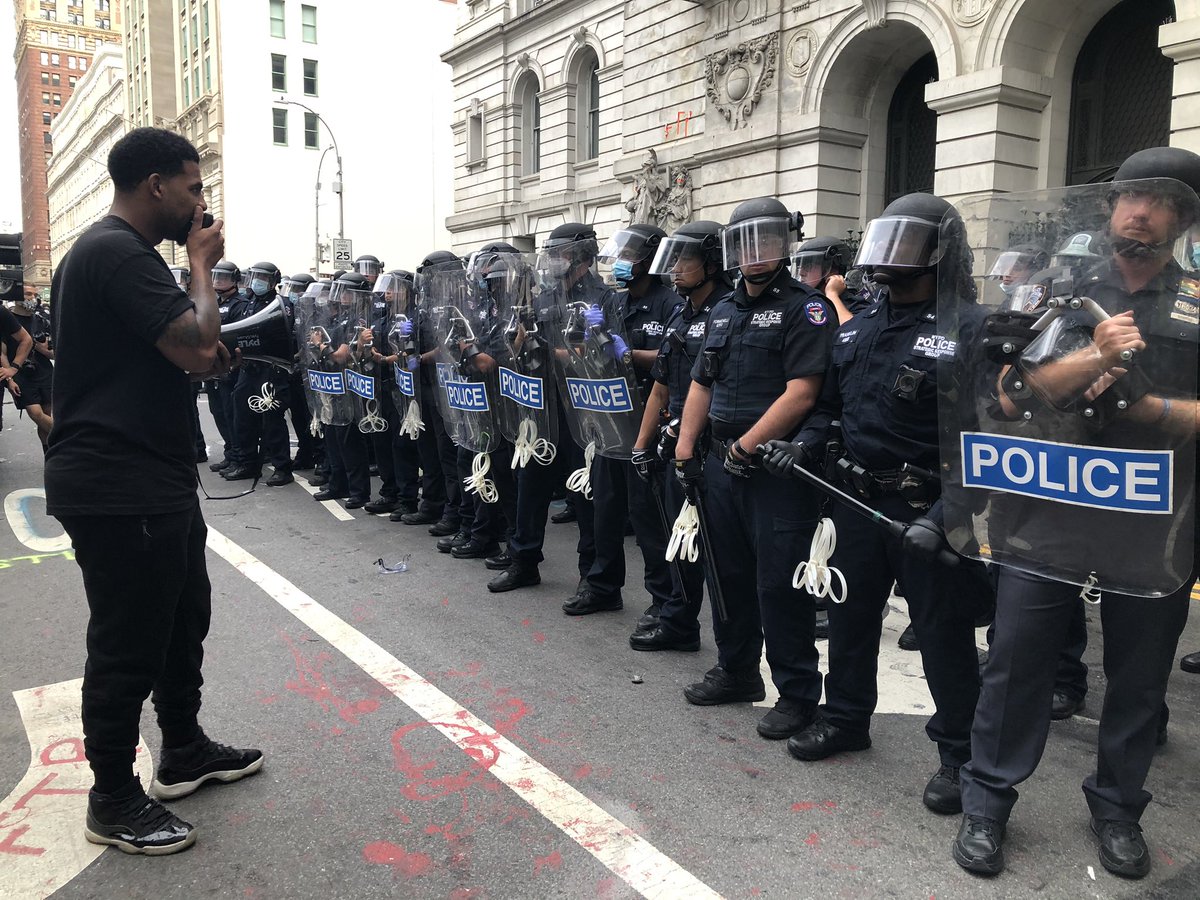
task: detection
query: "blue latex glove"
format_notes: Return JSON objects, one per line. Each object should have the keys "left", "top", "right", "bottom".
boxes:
{"left": 583, "top": 305, "right": 605, "bottom": 329}
{"left": 607, "top": 334, "right": 629, "bottom": 361}
{"left": 399, "top": 319, "right": 414, "bottom": 336}
{"left": 405, "top": 354, "right": 420, "bottom": 371}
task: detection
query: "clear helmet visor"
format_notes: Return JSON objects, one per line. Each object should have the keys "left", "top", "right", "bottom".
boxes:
{"left": 722, "top": 217, "right": 792, "bottom": 270}
{"left": 355, "top": 258, "right": 382, "bottom": 277}
{"left": 536, "top": 238, "right": 597, "bottom": 282}
{"left": 329, "top": 281, "right": 369, "bottom": 308}
{"left": 301, "top": 282, "right": 330, "bottom": 304}
{"left": 598, "top": 230, "right": 657, "bottom": 264}
{"left": 792, "top": 250, "right": 833, "bottom": 285}
{"left": 986, "top": 251, "right": 1030, "bottom": 280}
{"left": 372, "top": 273, "right": 412, "bottom": 313}
{"left": 855, "top": 216, "right": 939, "bottom": 269}
{"left": 212, "top": 269, "right": 237, "bottom": 291}
{"left": 649, "top": 234, "right": 706, "bottom": 276}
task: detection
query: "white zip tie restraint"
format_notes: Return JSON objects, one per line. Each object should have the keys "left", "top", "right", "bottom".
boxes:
{"left": 463, "top": 451, "right": 499, "bottom": 504}
{"left": 248, "top": 382, "right": 281, "bottom": 414}
{"left": 792, "top": 517, "right": 847, "bottom": 605}
{"left": 566, "top": 441, "right": 596, "bottom": 499}
{"left": 309, "top": 415, "right": 324, "bottom": 438}
{"left": 1080, "top": 572, "right": 1102, "bottom": 605}
{"left": 358, "top": 399, "right": 389, "bottom": 434}
{"left": 511, "top": 417, "right": 557, "bottom": 469}
{"left": 399, "top": 399, "right": 424, "bottom": 440}
{"left": 666, "top": 500, "right": 701, "bottom": 564}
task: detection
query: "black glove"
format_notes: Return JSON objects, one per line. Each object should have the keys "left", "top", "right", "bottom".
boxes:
{"left": 656, "top": 420, "right": 679, "bottom": 462}
{"left": 723, "top": 441, "right": 758, "bottom": 478}
{"left": 759, "top": 440, "right": 811, "bottom": 479}
{"left": 631, "top": 447, "right": 662, "bottom": 483}
{"left": 674, "top": 455, "right": 704, "bottom": 504}
{"left": 901, "top": 515, "right": 959, "bottom": 567}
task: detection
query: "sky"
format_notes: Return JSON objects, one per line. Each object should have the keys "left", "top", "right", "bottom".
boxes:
{"left": 0, "top": 9, "right": 21, "bottom": 232}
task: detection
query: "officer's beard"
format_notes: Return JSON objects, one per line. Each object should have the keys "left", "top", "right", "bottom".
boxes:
{"left": 1111, "top": 235, "right": 1173, "bottom": 260}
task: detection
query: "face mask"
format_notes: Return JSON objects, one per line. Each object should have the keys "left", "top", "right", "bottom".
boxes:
{"left": 1191, "top": 246, "right": 1200, "bottom": 270}
{"left": 546, "top": 257, "right": 570, "bottom": 278}
{"left": 250, "top": 278, "right": 270, "bottom": 297}
{"left": 999, "top": 281, "right": 1017, "bottom": 296}
{"left": 612, "top": 259, "right": 636, "bottom": 285}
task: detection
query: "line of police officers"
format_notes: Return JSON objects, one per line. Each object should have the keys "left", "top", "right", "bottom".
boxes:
{"left": 192, "top": 144, "right": 1200, "bottom": 883}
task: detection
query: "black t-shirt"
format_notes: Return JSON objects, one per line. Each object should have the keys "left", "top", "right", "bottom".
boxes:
{"left": 44, "top": 215, "right": 197, "bottom": 516}
{"left": 9, "top": 311, "right": 54, "bottom": 379}
{"left": 1, "top": 305, "right": 26, "bottom": 363}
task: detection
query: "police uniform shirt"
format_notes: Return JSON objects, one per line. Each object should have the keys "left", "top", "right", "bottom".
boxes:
{"left": 611, "top": 279, "right": 676, "bottom": 400}
{"left": 653, "top": 289, "right": 730, "bottom": 418}
{"left": 796, "top": 294, "right": 945, "bottom": 473}
{"left": 692, "top": 268, "right": 835, "bottom": 439}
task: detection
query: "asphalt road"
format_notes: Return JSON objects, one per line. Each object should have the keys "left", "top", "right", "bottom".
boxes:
{"left": 1, "top": 392, "right": 1199, "bottom": 900}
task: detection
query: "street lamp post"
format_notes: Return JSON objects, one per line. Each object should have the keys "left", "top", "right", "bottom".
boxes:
{"left": 278, "top": 97, "right": 344, "bottom": 239}
{"left": 315, "top": 144, "right": 335, "bottom": 274}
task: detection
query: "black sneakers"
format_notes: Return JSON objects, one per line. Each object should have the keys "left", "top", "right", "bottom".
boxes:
{"left": 1092, "top": 818, "right": 1151, "bottom": 879}
{"left": 952, "top": 814, "right": 1006, "bottom": 875}
{"left": 683, "top": 666, "right": 766, "bottom": 705}
{"left": 85, "top": 780, "right": 195, "bottom": 855}
{"left": 923, "top": 764, "right": 963, "bottom": 814}
{"left": 756, "top": 698, "right": 815, "bottom": 740}
{"left": 150, "top": 737, "right": 264, "bottom": 801}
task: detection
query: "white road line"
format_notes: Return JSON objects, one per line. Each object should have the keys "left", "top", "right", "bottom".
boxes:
{"left": 292, "top": 474, "right": 355, "bottom": 522}
{"left": 0, "top": 679, "right": 152, "bottom": 899}
{"left": 206, "top": 526, "right": 722, "bottom": 900}
{"left": 3, "top": 489, "right": 71, "bottom": 553}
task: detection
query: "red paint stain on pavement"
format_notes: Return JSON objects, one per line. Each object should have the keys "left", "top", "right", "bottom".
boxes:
{"left": 534, "top": 850, "right": 563, "bottom": 876}
{"left": 521, "top": 618, "right": 532, "bottom": 627}
{"left": 282, "top": 634, "right": 384, "bottom": 726}
{"left": 449, "top": 889, "right": 484, "bottom": 900}
{"left": 354, "top": 698, "right": 381, "bottom": 715}
{"left": 596, "top": 876, "right": 617, "bottom": 897}
{"left": 804, "top": 832, "right": 821, "bottom": 848}
{"left": 390, "top": 722, "right": 500, "bottom": 802}
{"left": 532, "top": 632, "right": 546, "bottom": 643}
{"left": 442, "top": 597, "right": 450, "bottom": 606}
{"left": 574, "top": 763, "right": 593, "bottom": 780}
{"left": 515, "top": 778, "right": 535, "bottom": 791}
{"left": 750, "top": 889, "right": 763, "bottom": 897}
{"left": 39, "top": 738, "right": 87, "bottom": 766}
{"left": 489, "top": 697, "right": 529, "bottom": 736}
{"left": 1157, "top": 848, "right": 1175, "bottom": 866}
{"left": 792, "top": 800, "right": 838, "bottom": 813}
{"left": 362, "top": 841, "right": 434, "bottom": 877}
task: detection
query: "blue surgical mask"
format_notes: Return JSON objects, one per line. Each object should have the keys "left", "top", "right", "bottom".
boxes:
{"left": 250, "top": 278, "right": 270, "bottom": 297}
{"left": 1190, "top": 246, "right": 1200, "bottom": 270}
{"left": 612, "top": 260, "right": 636, "bottom": 285}
{"left": 999, "top": 281, "right": 1017, "bottom": 296}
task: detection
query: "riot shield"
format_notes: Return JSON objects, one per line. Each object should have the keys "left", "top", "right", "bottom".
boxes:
{"left": 308, "top": 279, "right": 356, "bottom": 428}
{"left": 538, "top": 238, "right": 644, "bottom": 460}
{"left": 346, "top": 286, "right": 389, "bottom": 435}
{"left": 375, "top": 272, "right": 424, "bottom": 440}
{"left": 296, "top": 280, "right": 335, "bottom": 430}
{"left": 429, "top": 266, "right": 502, "bottom": 500}
{"left": 479, "top": 250, "right": 559, "bottom": 468}
{"left": 937, "top": 179, "right": 1197, "bottom": 597}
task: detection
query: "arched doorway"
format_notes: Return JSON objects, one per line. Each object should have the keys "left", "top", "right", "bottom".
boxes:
{"left": 1067, "top": 0, "right": 1175, "bottom": 183}
{"left": 885, "top": 52, "right": 938, "bottom": 204}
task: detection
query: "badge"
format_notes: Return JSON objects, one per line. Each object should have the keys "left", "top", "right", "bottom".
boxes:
{"left": 1170, "top": 297, "right": 1200, "bottom": 324}
{"left": 804, "top": 301, "right": 827, "bottom": 326}
{"left": 1180, "top": 277, "right": 1200, "bottom": 300}
{"left": 1021, "top": 283, "right": 1047, "bottom": 313}
{"left": 837, "top": 329, "right": 859, "bottom": 345}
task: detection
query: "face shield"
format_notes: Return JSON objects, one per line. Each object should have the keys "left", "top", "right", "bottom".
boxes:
{"left": 169, "top": 267, "right": 191, "bottom": 290}
{"left": 792, "top": 250, "right": 833, "bottom": 286}
{"left": 536, "top": 237, "right": 597, "bottom": 285}
{"left": 212, "top": 269, "right": 238, "bottom": 293}
{"left": 329, "top": 280, "right": 370, "bottom": 310}
{"left": 354, "top": 258, "right": 383, "bottom": 278}
{"left": 649, "top": 234, "right": 708, "bottom": 276}
{"left": 854, "top": 216, "right": 939, "bottom": 270}
{"left": 722, "top": 217, "right": 791, "bottom": 271}
{"left": 246, "top": 268, "right": 277, "bottom": 299}
{"left": 301, "top": 281, "right": 331, "bottom": 306}
{"left": 373, "top": 272, "right": 412, "bottom": 315}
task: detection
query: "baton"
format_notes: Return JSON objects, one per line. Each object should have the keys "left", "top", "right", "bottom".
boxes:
{"left": 689, "top": 485, "right": 730, "bottom": 623}
{"left": 757, "top": 446, "right": 959, "bottom": 569}
{"left": 647, "top": 471, "right": 701, "bottom": 611}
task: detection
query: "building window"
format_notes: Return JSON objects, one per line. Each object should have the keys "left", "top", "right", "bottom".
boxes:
{"left": 302, "top": 4, "right": 316, "bottom": 42}
{"left": 68, "top": 75, "right": 76, "bottom": 87}
{"left": 97, "top": 16, "right": 109, "bottom": 29}
{"left": 518, "top": 74, "right": 541, "bottom": 175}
{"left": 52, "top": 73, "right": 60, "bottom": 85}
{"left": 271, "top": 54, "right": 286, "bottom": 92}
{"left": 304, "top": 111, "right": 319, "bottom": 149}
{"left": 79, "top": 58, "right": 87, "bottom": 71}
{"left": 50, "top": 53, "right": 60, "bottom": 65}
{"left": 192, "top": 15, "right": 198, "bottom": 53}
{"left": 204, "top": 57, "right": 211, "bottom": 91}
{"left": 270, "top": 0, "right": 285, "bottom": 38}
{"left": 52, "top": 93, "right": 61, "bottom": 106}
{"left": 303, "top": 58, "right": 317, "bottom": 96}
{"left": 39, "top": 51, "right": 48, "bottom": 65}
{"left": 574, "top": 51, "right": 600, "bottom": 162}
{"left": 42, "top": 112, "right": 51, "bottom": 125}
{"left": 40, "top": 71, "right": 48, "bottom": 84}
{"left": 43, "top": 132, "right": 52, "bottom": 146}
{"left": 42, "top": 91, "right": 50, "bottom": 104}
{"left": 273, "top": 107, "right": 288, "bottom": 145}
{"left": 97, "top": 0, "right": 110, "bottom": 10}
{"left": 467, "top": 104, "right": 485, "bottom": 165}
{"left": 183, "top": 75, "right": 189, "bottom": 106}
{"left": 68, "top": 56, "right": 76, "bottom": 69}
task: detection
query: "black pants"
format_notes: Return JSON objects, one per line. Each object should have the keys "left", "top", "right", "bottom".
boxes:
{"left": 61, "top": 502, "right": 211, "bottom": 792}
{"left": 961, "top": 568, "right": 1190, "bottom": 824}
{"left": 563, "top": 423, "right": 596, "bottom": 579}
{"left": 325, "top": 423, "right": 370, "bottom": 500}
{"left": 410, "top": 416, "right": 444, "bottom": 511}
{"left": 367, "top": 391, "right": 403, "bottom": 501}
{"left": 504, "top": 440, "right": 566, "bottom": 568}
{"left": 586, "top": 455, "right": 673, "bottom": 610}
{"left": 703, "top": 454, "right": 822, "bottom": 705}
{"left": 206, "top": 377, "right": 237, "bottom": 462}
{"left": 824, "top": 495, "right": 985, "bottom": 766}
{"left": 428, "top": 400, "right": 463, "bottom": 525}
{"left": 656, "top": 469, "right": 706, "bottom": 641}
{"left": 288, "top": 370, "right": 317, "bottom": 463}
{"left": 233, "top": 366, "right": 290, "bottom": 470}
{"left": 191, "top": 382, "right": 206, "bottom": 456}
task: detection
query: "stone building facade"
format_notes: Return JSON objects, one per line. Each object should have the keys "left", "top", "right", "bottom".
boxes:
{"left": 442, "top": 0, "right": 1200, "bottom": 256}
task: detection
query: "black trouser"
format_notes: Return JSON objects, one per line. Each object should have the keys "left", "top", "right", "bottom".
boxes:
{"left": 367, "top": 391, "right": 402, "bottom": 501}
{"left": 288, "top": 369, "right": 317, "bottom": 463}
{"left": 326, "top": 423, "right": 370, "bottom": 500}
{"left": 428, "top": 400, "right": 462, "bottom": 525}
{"left": 562, "top": 415, "right": 596, "bottom": 579}
{"left": 961, "top": 568, "right": 1190, "bottom": 824}
{"left": 191, "top": 382, "right": 206, "bottom": 455}
{"left": 984, "top": 578, "right": 1089, "bottom": 701}
{"left": 392, "top": 426, "right": 421, "bottom": 505}
{"left": 233, "top": 366, "right": 290, "bottom": 470}
{"left": 206, "top": 377, "right": 237, "bottom": 462}
{"left": 61, "top": 501, "right": 211, "bottom": 793}
{"left": 824, "top": 494, "right": 985, "bottom": 766}
{"left": 702, "top": 454, "right": 822, "bottom": 705}
{"left": 409, "top": 415, "right": 443, "bottom": 511}
{"left": 586, "top": 455, "right": 674, "bottom": 611}
{"left": 655, "top": 470, "right": 706, "bottom": 642}
{"left": 504, "top": 440, "right": 566, "bottom": 569}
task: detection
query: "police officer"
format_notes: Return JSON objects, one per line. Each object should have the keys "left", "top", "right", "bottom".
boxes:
{"left": 207, "top": 260, "right": 244, "bottom": 474}
{"left": 354, "top": 254, "right": 383, "bottom": 287}
{"left": 225, "top": 262, "right": 292, "bottom": 485}
{"left": 282, "top": 273, "right": 320, "bottom": 471}
{"left": 793, "top": 236, "right": 868, "bottom": 324}
{"left": 562, "top": 224, "right": 676, "bottom": 620}
{"left": 4, "top": 289, "right": 55, "bottom": 450}
{"left": 952, "top": 147, "right": 1200, "bottom": 880}
{"left": 629, "top": 220, "right": 733, "bottom": 649}
{"left": 673, "top": 197, "right": 834, "bottom": 740}
{"left": 762, "top": 193, "right": 987, "bottom": 815}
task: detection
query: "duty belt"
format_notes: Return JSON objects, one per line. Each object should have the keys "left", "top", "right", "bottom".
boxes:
{"left": 834, "top": 458, "right": 936, "bottom": 509}
{"left": 709, "top": 437, "right": 761, "bottom": 471}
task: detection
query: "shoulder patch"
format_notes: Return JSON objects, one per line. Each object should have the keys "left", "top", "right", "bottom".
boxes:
{"left": 1021, "top": 283, "right": 1047, "bottom": 313}
{"left": 804, "top": 300, "right": 828, "bottom": 326}
{"left": 1180, "top": 277, "right": 1200, "bottom": 300}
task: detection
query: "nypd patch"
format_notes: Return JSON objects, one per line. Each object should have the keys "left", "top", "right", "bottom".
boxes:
{"left": 805, "top": 301, "right": 828, "bottom": 326}
{"left": 912, "top": 333, "right": 957, "bottom": 359}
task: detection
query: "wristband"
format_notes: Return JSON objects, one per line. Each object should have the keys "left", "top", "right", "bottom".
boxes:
{"left": 1156, "top": 396, "right": 1172, "bottom": 425}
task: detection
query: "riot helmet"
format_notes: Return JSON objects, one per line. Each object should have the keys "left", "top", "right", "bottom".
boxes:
{"left": 1052, "top": 231, "right": 1107, "bottom": 269}
{"left": 301, "top": 277, "right": 332, "bottom": 307}
{"left": 284, "top": 272, "right": 316, "bottom": 298}
{"left": 987, "top": 243, "right": 1049, "bottom": 296}
{"left": 792, "top": 236, "right": 852, "bottom": 288}
{"left": 650, "top": 220, "right": 726, "bottom": 296}
{"left": 855, "top": 192, "right": 956, "bottom": 284}
{"left": 246, "top": 262, "right": 282, "bottom": 299}
{"left": 331, "top": 270, "right": 372, "bottom": 308}
{"left": 722, "top": 197, "right": 804, "bottom": 284}
{"left": 354, "top": 254, "right": 383, "bottom": 284}
{"left": 598, "top": 224, "right": 666, "bottom": 287}
{"left": 168, "top": 265, "right": 191, "bottom": 290}
{"left": 374, "top": 269, "right": 415, "bottom": 314}
{"left": 537, "top": 223, "right": 598, "bottom": 281}
{"left": 212, "top": 259, "right": 240, "bottom": 294}
{"left": 1108, "top": 147, "right": 1200, "bottom": 259}
{"left": 415, "top": 250, "right": 464, "bottom": 275}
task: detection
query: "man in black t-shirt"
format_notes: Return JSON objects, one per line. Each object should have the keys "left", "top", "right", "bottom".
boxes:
{"left": 0, "top": 301, "right": 33, "bottom": 432}
{"left": 45, "top": 127, "right": 262, "bottom": 856}
{"left": 8, "top": 289, "right": 55, "bottom": 448}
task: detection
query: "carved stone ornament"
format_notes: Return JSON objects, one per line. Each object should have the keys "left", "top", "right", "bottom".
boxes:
{"left": 786, "top": 28, "right": 818, "bottom": 77}
{"left": 517, "top": 51, "right": 530, "bottom": 69}
{"left": 705, "top": 33, "right": 779, "bottom": 131}
{"left": 952, "top": 0, "right": 994, "bottom": 27}
{"left": 862, "top": 0, "right": 887, "bottom": 30}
